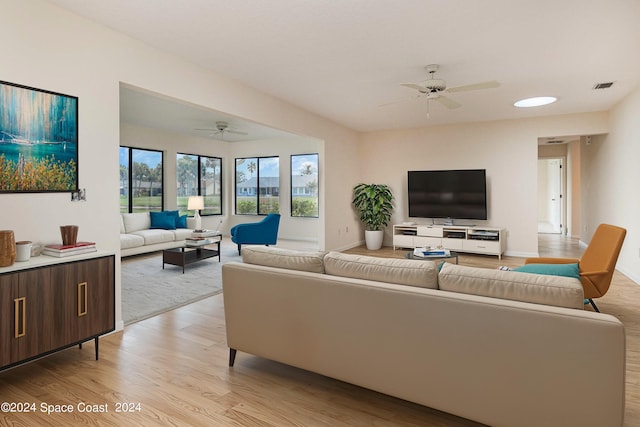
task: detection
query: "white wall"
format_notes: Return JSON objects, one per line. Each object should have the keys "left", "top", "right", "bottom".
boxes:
{"left": 1, "top": 0, "right": 361, "bottom": 330}
{"left": 565, "top": 140, "right": 582, "bottom": 238}
{"left": 537, "top": 160, "right": 552, "bottom": 224}
{"left": 579, "top": 85, "right": 640, "bottom": 283}
{"left": 360, "top": 112, "right": 609, "bottom": 257}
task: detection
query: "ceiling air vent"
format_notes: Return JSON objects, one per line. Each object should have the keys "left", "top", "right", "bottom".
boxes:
{"left": 546, "top": 140, "right": 564, "bottom": 144}
{"left": 593, "top": 82, "right": 615, "bottom": 90}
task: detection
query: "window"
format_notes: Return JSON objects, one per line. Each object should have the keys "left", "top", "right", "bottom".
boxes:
{"left": 291, "top": 153, "right": 319, "bottom": 217}
{"left": 176, "top": 153, "right": 222, "bottom": 216}
{"left": 235, "top": 156, "right": 279, "bottom": 215}
{"left": 119, "top": 147, "right": 164, "bottom": 213}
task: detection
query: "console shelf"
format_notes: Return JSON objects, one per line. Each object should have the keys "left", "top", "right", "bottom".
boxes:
{"left": 393, "top": 224, "right": 505, "bottom": 259}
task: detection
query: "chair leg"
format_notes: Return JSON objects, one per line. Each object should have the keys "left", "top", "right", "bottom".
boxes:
{"left": 588, "top": 299, "right": 600, "bottom": 312}
{"left": 237, "top": 244, "right": 241, "bottom": 255}
{"left": 229, "top": 348, "right": 237, "bottom": 367}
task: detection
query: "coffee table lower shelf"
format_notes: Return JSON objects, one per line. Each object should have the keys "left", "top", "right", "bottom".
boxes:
{"left": 162, "top": 243, "right": 220, "bottom": 273}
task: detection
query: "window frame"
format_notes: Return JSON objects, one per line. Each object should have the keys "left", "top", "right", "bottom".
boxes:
{"left": 290, "top": 153, "right": 319, "bottom": 218}
{"left": 119, "top": 146, "right": 164, "bottom": 213}
{"left": 235, "top": 156, "right": 280, "bottom": 215}
{"left": 176, "top": 152, "right": 223, "bottom": 216}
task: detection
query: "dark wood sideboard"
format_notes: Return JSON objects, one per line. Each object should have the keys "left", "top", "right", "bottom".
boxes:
{"left": 0, "top": 254, "right": 115, "bottom": 371}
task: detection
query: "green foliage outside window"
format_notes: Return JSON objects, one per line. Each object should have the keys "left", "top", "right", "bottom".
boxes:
{"left": 291, "top": 198, "right": 318, "bottom": 217}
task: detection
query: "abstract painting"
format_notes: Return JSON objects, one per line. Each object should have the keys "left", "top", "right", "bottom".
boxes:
{"left": 0, "top": 80, "right": 78, "bottom": 192}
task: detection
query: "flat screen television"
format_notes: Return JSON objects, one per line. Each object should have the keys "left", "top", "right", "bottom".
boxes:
{"left": 407, "top": 169, "right": 487, "bottom": 220}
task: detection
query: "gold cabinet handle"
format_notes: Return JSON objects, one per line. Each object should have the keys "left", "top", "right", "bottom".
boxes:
{"left": 78, "top": 282, "right": 88, "bottom": 316}
{"left": 14, "top": 297, "right": 26, "bottom": 338}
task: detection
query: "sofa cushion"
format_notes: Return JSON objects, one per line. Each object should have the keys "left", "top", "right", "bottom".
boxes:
{"left": 120, "top": 215, "right": 126, "bottom": 234}
{"left": 120, "top": 233, "right": 145, "bottom": 249}
{"left": 173, "top": 228, "right": 193, "bottom": 241}
{"left": 513, "top": 263, "right": 581, "bottom": 280}
{"left": 323, "top": 252, "right": 438, "bottom": 289}
{"left": 150, "top": 211, "right": 177, "bottom": 230}
{"left": 121, "top": 212, "right": 150, "bottom": 233}
{"left": 131, "top": 229, "right": 175, "bottom": 245}
{"left": 438, "top": 263, "right": 584, "bottom": 309}
{"left": 242, "top": 246, "right": 325, "bottom": 273}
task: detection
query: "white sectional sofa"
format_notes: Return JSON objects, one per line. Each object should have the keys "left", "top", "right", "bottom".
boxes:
{"left": 120, "top": 212, "right": 194, "bottom": 257}
{"left": 222, "top": 247, "right": 626, "bottom": 427}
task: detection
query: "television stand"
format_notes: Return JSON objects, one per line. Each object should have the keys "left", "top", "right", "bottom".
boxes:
{"left": 392, "top": 224, "right": 505, "bottom": 259}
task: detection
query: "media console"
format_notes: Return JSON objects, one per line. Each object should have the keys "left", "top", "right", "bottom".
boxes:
{"left": 393, "top": 224, "right": 506, "bottom": 259}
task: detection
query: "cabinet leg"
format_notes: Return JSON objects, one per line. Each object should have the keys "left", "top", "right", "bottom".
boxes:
{"left": 95, "top": 337, "right": 99, "bottom": 360}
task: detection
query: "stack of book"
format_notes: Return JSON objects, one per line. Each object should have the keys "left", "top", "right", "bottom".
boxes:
{"left": 191, "top": 230, "right": 221, "bottom": 238}
{"left": 43, "top": 241, "right": 97, "bottom": 257}
{"left": 413, "top": 247, "right": 450, "bottom": 258}
{"left": 185, "top": 237, "right": 211, "bottom": 247}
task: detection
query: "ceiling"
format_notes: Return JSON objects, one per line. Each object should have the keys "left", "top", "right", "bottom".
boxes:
{"left": 49, "top": 0, "right": 640, "bottom": 137}
{"left": 119, "top": 86, "right": 296, "bottom": 142}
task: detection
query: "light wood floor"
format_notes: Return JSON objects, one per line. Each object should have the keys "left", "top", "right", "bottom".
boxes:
{"left": 1, "top": 235, "right": 639, "bottom": 426}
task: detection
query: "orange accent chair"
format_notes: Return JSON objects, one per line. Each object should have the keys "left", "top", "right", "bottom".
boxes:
{"left": 525, "top": 224, "right": 626, "bottom": 312}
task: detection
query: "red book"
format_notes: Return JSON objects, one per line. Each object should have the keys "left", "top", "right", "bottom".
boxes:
{"left": 44, "top": 241, "right": 96, "bottom": 252}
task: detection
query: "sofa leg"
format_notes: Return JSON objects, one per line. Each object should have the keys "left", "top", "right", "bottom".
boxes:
{"left": 237, "top": 244, "right": 241, "bottom": 255}
{"left": 588, "top": 299, "right": 600, "bottom": 312}
{"left": 229, "top": 348, "right": 237, "bottom": 367}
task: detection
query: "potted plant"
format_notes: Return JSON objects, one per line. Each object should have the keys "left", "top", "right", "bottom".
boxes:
{"left": 352, "top": 183, "right": 394, "bottom": 250}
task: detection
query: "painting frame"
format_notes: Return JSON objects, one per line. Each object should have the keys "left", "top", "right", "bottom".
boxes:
{"left": 0, "top": 80, "right": 78, "bottom": 193}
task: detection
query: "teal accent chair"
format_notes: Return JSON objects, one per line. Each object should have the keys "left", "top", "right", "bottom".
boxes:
{"left": 230, "top": 213, "right": 281, "bottom": 255}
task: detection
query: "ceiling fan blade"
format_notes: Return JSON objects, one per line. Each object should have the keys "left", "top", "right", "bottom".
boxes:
{"left": 379, "top": 94, "right": 422, "bottom": 107}
{"left": 446, "top": 80, "right": 500, "bottom": 93}
{"left": 435, "top": 95, "right": 462, "bottom": 109}
{"left": 401, "top": 83, "right": 428, "bottom": 93}
{"left": 226, "top": 129, "right": 248, "bottom": 135}
{"left": 194, "top": 128, "right": 217, "bottom": 131}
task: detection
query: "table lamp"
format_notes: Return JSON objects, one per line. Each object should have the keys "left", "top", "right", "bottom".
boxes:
{"left": 187, "top": 196, "right": 204, "bottom": 231}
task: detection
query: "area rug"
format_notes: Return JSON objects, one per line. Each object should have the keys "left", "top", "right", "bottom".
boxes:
{"left": 121, "top": 241, "right": 241, "bottom": 325}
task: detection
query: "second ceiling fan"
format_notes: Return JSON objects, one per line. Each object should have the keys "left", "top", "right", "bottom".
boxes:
{"left": 195, "top": 121, "right": 248, "bottom": 139}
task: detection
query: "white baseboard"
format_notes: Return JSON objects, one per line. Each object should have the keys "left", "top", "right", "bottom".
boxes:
{"left": 332, "top": 240, "right": 365, "bottom": 252}
{"left": 616, "top": 265, "right": 640, "bottom": 286}
{"left": 504, "top": 250, "right": 539, "bottom": 259}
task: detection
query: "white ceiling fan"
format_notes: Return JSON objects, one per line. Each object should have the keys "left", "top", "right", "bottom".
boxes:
{"left": 195, "top": 121, "right": 248, "bottom": 139}
{"left": 387, "top": 64, "right": 500, "bottom": 113}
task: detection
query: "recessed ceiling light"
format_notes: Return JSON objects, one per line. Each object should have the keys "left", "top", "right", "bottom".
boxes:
{"left": 514, "top": 96, "right": 557, "bottom": 108}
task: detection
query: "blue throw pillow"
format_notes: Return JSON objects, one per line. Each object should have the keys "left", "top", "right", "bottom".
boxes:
{"left": 512, "top": 263, "right": 580, "bottom": 280}
{"left": 165, "top": 210, "right": 179, "bottom": 219}
{"left": 150, "top": 211, "right": 176, "bottom": 230}
{"left": 175, "top": 214, "right": 187, "bottom": 228}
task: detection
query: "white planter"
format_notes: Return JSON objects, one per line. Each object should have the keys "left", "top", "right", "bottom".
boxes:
{"left": 365, "top": 230, "right": 384, "bottom": 250}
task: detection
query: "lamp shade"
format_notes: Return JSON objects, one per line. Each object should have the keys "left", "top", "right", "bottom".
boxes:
{"left": 187, "top": 196, "right": 204, "bottom": 210}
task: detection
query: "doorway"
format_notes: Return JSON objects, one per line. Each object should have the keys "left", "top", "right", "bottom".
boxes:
{"left": 537, "top": 157, "right": 565, "bottom": 234}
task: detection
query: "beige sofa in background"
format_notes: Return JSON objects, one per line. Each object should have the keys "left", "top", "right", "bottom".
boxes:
{"left": 222, "top": 247, "right": 625, "bottom": 427}
{"left": 119, "top": 212, "right": 194, "bottom": 257}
